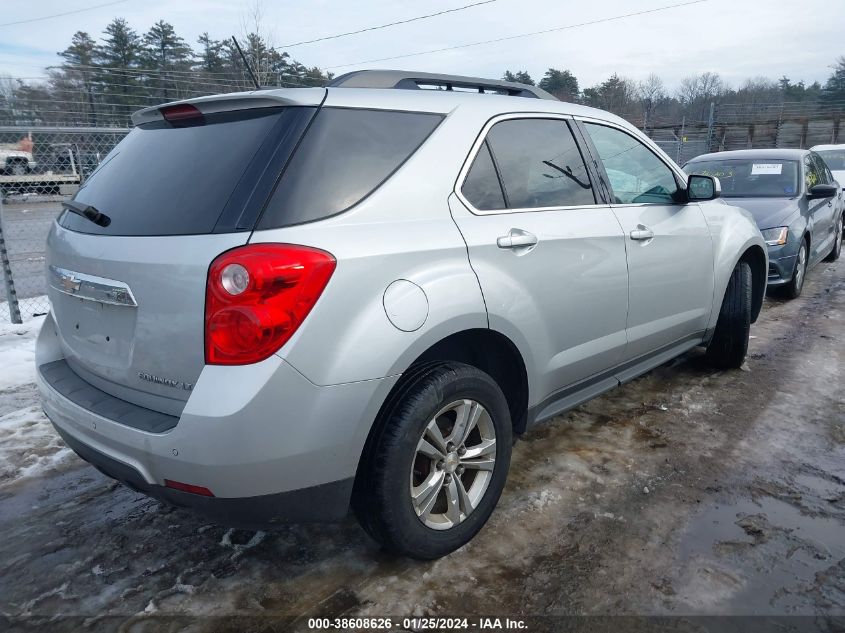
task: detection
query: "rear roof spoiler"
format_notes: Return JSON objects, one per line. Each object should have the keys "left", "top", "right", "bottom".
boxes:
{"left": 131, "top": 88, "right": 326, "bottom": 126}
{"left": 327, "top": 70, "right": 557, "bottom": 101}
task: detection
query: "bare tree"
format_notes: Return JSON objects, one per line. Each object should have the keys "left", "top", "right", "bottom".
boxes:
{"left": 239, "top": 0, "right": 275, "bottom": 85}
{"left": 637, "top": 73, "right": 666, "bottom": 128}
{"left": 677, "top": 71, "right": 724, "bottom": 105}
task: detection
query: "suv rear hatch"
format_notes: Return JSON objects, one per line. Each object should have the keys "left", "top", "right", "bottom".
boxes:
{"left": 46, "top": 90, "right": 323, "bottom": 416}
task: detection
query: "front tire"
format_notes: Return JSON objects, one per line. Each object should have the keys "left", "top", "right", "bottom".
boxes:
{"left": 777, "top": 237, "right": 808, "bottom": 299}
{"left": 353, "top": 362, "right": 512, "bottom": 559}
{"left": 706, "top": 260, "right": 752, "bottom": 369}
{"left": 9, "top": 162, "right": 26, "bottom": 177}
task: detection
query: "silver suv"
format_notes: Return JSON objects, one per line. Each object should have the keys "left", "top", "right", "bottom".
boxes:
{"left": 37, "top": 71, "right": 767, "bottom": 559}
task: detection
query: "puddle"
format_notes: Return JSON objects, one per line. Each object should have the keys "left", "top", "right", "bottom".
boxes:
{"left": 676, "top": 493, "right": 845, "bottom": 614}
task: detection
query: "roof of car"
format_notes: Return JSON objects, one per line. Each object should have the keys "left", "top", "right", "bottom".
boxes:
{"left": 810, "top": 144, "right": 845, "bottom": 151}
{"left": 686, "top": 148, "right": 809, "bottom": 163}
{"left": 134, "top": 84, "right": 632, "bottom": 130}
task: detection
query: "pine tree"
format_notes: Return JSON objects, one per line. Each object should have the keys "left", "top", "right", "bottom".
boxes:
{"left": 538, "top": 69, "right": 579, "bottom": 102}
{"left": 821, "top": 57, "right": 845, "bottom": 108}
{"left": 197, "top": 33, "right": 225, "bottom": 73}
{"left": 95, "top": 18, "right": 142, "bottom": 121}
{"left": 142, "top": 21, "right": 193, "bottom": 101}
{"left": 58, "top": 31, "right": 99, "bottom": 124}
{"left": 502, "top": 70, "right": 535, "bottom": 86}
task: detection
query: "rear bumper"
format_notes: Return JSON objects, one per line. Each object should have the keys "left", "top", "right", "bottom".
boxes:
{"left": 52, "top": 422, "right": 353, "bottom": 527}
{"left": 37, "top": 314, "right": 397, "bottom": 525}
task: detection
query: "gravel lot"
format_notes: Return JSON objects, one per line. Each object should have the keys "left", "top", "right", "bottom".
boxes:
{"left": 0, "top": 251, "right": 842, "bottom": 632}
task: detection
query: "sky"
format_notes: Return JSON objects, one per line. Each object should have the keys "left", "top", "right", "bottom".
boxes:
{"left": 0, "top": 0, "right": 843, "bottom": 92}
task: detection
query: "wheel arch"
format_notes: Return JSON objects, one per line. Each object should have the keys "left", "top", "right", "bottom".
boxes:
{"left": 410, "top": 328, "right": 530, "bottom": 434}
{"left": 739, "top": 244, "right": 766, "bottom": 323}
{"left": 352, "top": 328, "right": 530, "bottom": 496}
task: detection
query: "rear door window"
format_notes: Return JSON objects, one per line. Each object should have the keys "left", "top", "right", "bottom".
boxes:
{"left": 257, "top": 108, "right": 443, "bottom": 229}
{"left": 61, "top": 108, "right": 303, "bottom": 236}
{"left": 481, "top": 118, "right": 595, "bottom": 209}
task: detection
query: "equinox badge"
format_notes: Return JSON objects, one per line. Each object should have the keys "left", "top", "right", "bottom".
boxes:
{"left": 138, "top": 371, "right": 193, "bottom": 391}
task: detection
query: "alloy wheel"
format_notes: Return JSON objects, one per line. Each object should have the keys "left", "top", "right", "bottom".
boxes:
{"left": 410, "top": 399, "right": 497, "bottom": 530}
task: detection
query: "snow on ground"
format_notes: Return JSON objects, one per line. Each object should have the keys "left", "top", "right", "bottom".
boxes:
{"left": 0, "top": 310, "right": 45, "bottom": 391}
{"left": 0, "top": 405, "right": 74, "bottom": 486}
{"left": 0, "top": 308, "right": 76, "bottom": 487}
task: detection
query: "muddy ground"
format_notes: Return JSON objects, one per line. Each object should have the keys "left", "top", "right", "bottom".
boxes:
{"left": 0, "top": 258, "right": 843, "bottom": 632}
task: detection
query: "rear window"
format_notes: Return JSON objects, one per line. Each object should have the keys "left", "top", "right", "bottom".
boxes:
{"left": 61, "top": 108, "right": 296, "bottom": 236}
{"left": 256, "top": 108, "right": 442, "bottom": 229}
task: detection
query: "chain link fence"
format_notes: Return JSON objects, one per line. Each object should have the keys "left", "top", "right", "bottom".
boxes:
{"left": 0, "top": 126, "right": 129, "bottom": 323}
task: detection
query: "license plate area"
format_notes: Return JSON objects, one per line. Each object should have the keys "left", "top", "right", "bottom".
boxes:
{"left": 51, "top": 290, "right": 137, "bottom": 373}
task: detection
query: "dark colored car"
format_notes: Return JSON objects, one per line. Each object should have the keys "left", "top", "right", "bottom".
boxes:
{"left": 685, "top": 149, "right": 843, "bottom": 298}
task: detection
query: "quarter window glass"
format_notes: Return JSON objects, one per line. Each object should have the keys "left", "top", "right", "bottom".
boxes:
{"left": 462, "top": 141, "right": 506, "bottom": 210}
{"left": 484, "top": 119, "right": 595, "bottom": 209}
{"left": 585, "top": 123, "right": 680, "bottom": 204}
{"left": 258, "top": 108, "right": 442, "bottom": 229}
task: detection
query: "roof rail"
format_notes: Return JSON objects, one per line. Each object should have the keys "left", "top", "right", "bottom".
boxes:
{"left": 327, "top": 70, "right": 557, "bottom": 101}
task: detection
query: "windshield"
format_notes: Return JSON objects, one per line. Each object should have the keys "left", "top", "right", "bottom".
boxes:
{"left": 816, "top": 149, "right": 845, "bottom": 171}
{"left": 684, "top": 159, "right": 800, "bottom": 198}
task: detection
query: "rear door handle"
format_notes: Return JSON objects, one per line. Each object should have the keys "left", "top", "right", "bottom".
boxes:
{"left": 629, "top": 225, "right": 654, "bottom": 241}
{"left": 497, "top": 229, "right": 538, "bottom": 249}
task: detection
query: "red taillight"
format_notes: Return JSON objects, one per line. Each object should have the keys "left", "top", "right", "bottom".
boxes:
{"left": 164, "top": 479, "right": 214, "bottom": 497}
{"left": 205, "top": 244, "right": 336, "bottom": 365}
{"left": 160, "top": 103, "right": 203, "bottom": 123}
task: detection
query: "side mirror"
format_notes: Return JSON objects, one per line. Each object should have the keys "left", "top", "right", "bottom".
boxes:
{"left": 807, "top": 183, "right": 838, "bottom": 199}
{"left": 687, "top": 174, "right": 721, "bottom": 201}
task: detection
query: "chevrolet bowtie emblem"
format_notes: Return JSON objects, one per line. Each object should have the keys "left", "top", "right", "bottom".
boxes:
{"left": 61, "top": 274, "right": 81, "bottom": 293}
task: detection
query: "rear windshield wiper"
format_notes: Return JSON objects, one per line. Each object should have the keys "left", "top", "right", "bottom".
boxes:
{"left": 61, "top": 200, "right": 111, "bottom": 227}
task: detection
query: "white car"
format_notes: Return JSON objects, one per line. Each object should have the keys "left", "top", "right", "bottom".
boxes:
{"left": 812, "top": 144, "right": 845, "bottom": 191}
{"left": 0, "top": 144, "right": 37, "bottom": 176}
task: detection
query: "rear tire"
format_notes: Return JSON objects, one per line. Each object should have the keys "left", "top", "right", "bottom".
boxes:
{"left": 823, "top": 216, "right": 842, "bottom": 262}
{"left": 353, "top": 361, "right": 512, "bottom": 559}
{"left": 706, "top": 260, "right": 752, "bottom": 369}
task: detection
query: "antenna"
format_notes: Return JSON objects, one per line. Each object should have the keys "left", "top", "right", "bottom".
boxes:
{"left": 231, "top": 36, "right": 260, "bottom": 90}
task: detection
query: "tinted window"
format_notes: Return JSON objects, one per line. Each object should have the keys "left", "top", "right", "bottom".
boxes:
{"left": 685, "top": 159, "right": 799, "bottom": 198}
{"left": 816, "top": 149, "right": 845, "bottom": 170}
{"left": 811, "top": 153, "right": 831, "bottom": 184}
{"left": 462, "top": 140, "right": 506, "bottom": 210}
{"left": 585, "top": 123, "right": 680, "bottom": 204}
{"left": 805, "top": 153, "right": 823, "bottom": 190}
{"left": 62, "top": 108, "right": 294, "bottom": 236}
{"left": 258, "top": 108, "right": 442, "bottom": 229}
{"left": 484, "top": 119, "right": 595, "bottom": 209}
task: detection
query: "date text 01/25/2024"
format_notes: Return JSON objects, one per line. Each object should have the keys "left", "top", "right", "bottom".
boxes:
{"left": 307, "top": 617, "right": 528, "bottom": 630}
